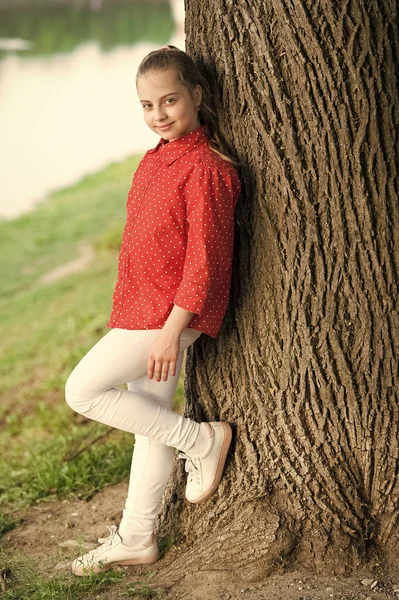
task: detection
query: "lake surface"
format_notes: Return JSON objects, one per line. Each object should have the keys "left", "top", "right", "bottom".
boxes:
{"left": 0, "top": 0, "right": 184, "bottom": 218}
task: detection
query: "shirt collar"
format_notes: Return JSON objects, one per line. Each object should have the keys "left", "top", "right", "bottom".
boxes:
{"left": 148, "top": 124, "right": 209, "bottom": 165}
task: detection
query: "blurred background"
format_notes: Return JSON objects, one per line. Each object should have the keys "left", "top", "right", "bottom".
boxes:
{"left": 0, "top": 0, "right": 184, "bottom": 218}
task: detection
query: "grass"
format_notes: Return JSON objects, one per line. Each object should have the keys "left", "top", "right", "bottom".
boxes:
{"left": 0, "top": 155, "right": 187, "bottom": 560}
{"left": 0, "top": 549, "right": 167, "bottom": 599}
{"left": 0, "top": 416, "right": 135, "bottom": 511}
{"left": 124, "top": 575, "right": 166, "bottom": 599}
{"left": 0, "top": 158, "right": 135, "bottom": 401}
{"left": 0, "top": 549, "right": 125, "bottom": 599}
{"left": 0, "top": 514, "right": 21, "bottom": 537}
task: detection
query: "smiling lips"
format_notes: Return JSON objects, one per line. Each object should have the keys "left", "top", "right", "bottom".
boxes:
{"left": 157, "top": 123, "right": 173, "bottom": 130}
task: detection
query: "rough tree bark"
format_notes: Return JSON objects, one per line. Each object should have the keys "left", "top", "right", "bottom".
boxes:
{"left": 158, "top": 0, "right": 399, "bottom": 581}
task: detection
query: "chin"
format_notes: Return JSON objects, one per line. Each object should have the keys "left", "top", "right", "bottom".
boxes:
{"left": 155, "top": 127, "right": 175, "bottom": 138}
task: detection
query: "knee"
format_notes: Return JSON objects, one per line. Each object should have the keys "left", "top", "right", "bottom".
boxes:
{"left": 65, "top": 369, "right": 92, "bottom": 416}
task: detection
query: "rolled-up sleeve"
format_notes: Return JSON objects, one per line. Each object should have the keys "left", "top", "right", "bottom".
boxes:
{"left": 173, "top": 158, "right": 238, "bottom": 315}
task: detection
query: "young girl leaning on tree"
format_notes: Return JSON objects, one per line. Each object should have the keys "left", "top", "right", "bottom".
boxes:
{"left": 65, "top": 44, "right": 241, "bottom": 576}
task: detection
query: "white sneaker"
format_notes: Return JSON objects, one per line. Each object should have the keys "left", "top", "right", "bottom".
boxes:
{"left": 178, "top": 421, "right": 232, "bottom": 504}
{"left": 71, "top": 525, "right": 159, "bottom": 576}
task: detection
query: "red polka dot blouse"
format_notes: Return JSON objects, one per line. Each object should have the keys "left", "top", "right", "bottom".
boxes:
{"left": 107, "top": 124, "right": 241, "bottom": 339}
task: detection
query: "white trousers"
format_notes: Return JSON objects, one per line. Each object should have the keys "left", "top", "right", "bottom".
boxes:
{"left": 65, "top": 327, "right": 202, "bottom": 538}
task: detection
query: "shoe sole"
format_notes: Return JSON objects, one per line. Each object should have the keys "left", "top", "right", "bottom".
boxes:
{"left": 187, "top": 422, "right": 232, "bottom": 504}
{"left": 117, "top": 550, "right": 160, "bottom": 566}
{"left": 72, "top": 550, "right": 160, "bottom": 576}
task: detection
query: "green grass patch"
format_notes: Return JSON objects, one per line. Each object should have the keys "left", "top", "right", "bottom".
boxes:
{"left": 0, "top": 548, "right": 126, "bottom": 599}
{"left": 0, "top": 158, "right": 138, "bottom": 299}
{"left": 0, "top": 513, "right": 21, "bottom": 536}
{"left": 0, "top": 416, "right": 134, "bottom": 511}
{"left": 0, "top": 550, "right": 167, "bottom": 600}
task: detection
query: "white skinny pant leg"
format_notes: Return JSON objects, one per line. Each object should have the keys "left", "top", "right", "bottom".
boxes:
{"left": 119, "top": 345, "right": 187, "bottom": 539}
{"left": 65, "top": 327, "right": 202, "bottom": 538}
{"left": 65, "top": 327, "right": 202, "bottom": 451}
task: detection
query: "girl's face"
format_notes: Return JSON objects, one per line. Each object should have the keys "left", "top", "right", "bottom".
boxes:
{"left": 137, "top": 68, "right": 202, "bottom": 141}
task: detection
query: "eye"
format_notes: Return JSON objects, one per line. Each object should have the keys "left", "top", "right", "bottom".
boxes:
{"left": 142, "top": 103, "right": 152, "bottom": 110}
{"left": 165, "top": 98, "right": 176, "bottom": 104}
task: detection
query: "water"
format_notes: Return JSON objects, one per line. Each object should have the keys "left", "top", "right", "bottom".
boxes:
{"left": 0, "top": 0, "right": 185, "bottom": 219}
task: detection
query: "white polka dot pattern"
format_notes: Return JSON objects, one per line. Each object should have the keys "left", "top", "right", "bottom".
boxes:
{"left": 107, "top": 125, "right": 241, "bottom": 339}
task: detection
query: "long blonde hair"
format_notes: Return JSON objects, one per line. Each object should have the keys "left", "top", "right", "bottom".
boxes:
{"left": 136, "top": 45, "right": 239, "bottom": 166}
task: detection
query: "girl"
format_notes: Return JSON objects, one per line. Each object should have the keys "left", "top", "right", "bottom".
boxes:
{"left": 65, "top": 45, "right": 241, "bottom": 576}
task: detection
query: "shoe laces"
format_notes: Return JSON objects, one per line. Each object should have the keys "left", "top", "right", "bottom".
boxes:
{"left": 178, "top": 452, "right": 202, "bottom": 487}
{"left": 93, "top": 525, "right": 119, "bottom": 555}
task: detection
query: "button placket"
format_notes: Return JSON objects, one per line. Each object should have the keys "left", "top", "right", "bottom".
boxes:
{"left": 130, "top": 158, "right": 163, "bottom": 228}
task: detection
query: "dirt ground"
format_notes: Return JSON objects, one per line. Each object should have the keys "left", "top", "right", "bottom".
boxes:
{"left": 2, "top": 483, "right": 399, "bottom": 600}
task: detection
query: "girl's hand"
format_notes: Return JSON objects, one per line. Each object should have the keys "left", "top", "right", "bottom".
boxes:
{"left": 147, "top": 330, "right": 180, "bottom": 382}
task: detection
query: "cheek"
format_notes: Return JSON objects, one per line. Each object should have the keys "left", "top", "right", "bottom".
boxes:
{"left": 175, "top": 103, "right": 192, "bottom": 119}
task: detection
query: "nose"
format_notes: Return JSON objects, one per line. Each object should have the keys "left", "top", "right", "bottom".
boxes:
{"left": 154, "top": 104, "right": 167, "bottom": 122}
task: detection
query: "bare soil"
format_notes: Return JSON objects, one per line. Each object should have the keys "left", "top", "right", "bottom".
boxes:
{"left": 40, "top": 243, "right": 95, "bottom": 285}
{"left": 2, "top": 483, "right": 399, "bottom": 600}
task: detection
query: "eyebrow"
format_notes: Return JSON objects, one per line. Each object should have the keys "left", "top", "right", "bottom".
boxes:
{"left": 140, "top": 92, "right": 179, "bottom": 103}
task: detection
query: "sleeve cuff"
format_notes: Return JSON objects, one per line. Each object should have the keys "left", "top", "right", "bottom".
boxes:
{"left": 173, "top": 280, "right": 209, "bottom": 315}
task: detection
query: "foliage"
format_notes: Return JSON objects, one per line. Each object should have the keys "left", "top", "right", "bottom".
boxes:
{"left": 0, "top": 2, "right": 174, "bottom": 58}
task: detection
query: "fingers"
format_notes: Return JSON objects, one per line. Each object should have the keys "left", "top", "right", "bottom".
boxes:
{"left": 147, "top": 357, "right": 155, "bottom": 380}
{"left": 169, "top": 358, "right": 177, "bottom": 377}
{"left": 147, "top": 358, "right": 177, "bottom": 382}
{"left": 147, "top": 335, "right": 180, "bottom": 382}
{"left": 154, "top": 359, "right": 165, "bottom": 382}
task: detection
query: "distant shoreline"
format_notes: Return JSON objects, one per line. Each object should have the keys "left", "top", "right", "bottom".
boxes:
{"left": 0, "top": 0, "right": 169, "bottom": 8}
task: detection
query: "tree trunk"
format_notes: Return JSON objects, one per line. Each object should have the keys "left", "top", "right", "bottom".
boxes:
{"left": 158, "top": 0, "right": 399, "bottom": 581}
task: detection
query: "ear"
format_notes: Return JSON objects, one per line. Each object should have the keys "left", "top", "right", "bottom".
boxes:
{"left": 194, "top": 84, "right": 203, "bottom": 106}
